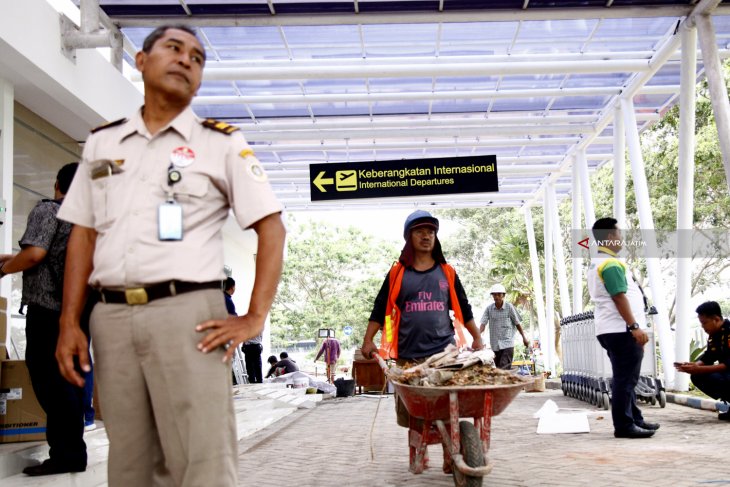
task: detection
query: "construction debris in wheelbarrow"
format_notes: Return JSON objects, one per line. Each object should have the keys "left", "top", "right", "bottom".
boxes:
{"left": 387, "top": 345, "right": 526, "bottom": 387}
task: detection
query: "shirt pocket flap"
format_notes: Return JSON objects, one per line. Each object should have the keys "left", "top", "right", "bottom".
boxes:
{"left": 161, "top": 175, "right": 209, "bottom": 198}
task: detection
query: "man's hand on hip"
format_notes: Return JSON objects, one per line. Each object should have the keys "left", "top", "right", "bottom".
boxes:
{"left": 196, "top": 314, "right": 265, "bottom": 363}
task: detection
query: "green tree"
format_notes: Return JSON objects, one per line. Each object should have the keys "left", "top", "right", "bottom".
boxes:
{"left": 270, "top": 217, "right": 397, "bottom": 349}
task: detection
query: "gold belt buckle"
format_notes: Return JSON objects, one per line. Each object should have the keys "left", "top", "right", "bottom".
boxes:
{"left": 125, "top": 288, "right": 148, "bottom": 305}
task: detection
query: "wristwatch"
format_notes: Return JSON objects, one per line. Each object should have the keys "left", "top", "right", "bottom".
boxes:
{"left": 627, "top": 322, "right": 640, "bottom": 331}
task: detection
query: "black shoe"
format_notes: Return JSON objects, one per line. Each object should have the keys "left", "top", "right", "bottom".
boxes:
{"left": 635, "top": 420, "right": 660, "bottom": 431}
{"left": 718, "top": 411, "right": 730, "bottom": 421}
{"left": 614, "top": 425, "right": 655, "bottom": 439}
{"left": 23, "top": 459, "right": 86, "bottom": 476}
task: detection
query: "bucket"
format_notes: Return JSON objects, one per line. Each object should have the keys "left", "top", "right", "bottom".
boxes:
{"left": 292, "top": 377, "right": 308, "bottom": 389}
{"left": 334, "top": 378, "right": 355, "bottom": 397}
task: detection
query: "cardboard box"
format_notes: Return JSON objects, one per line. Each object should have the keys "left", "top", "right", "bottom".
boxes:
{"left": 0, "top": 360, "right": 47, "bottom": 443}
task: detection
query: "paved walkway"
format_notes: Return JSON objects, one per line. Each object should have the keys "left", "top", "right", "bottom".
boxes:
{"left": 237, "top": 389, "right": 730, "bottom": 487}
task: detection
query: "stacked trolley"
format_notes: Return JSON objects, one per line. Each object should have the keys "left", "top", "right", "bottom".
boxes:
{"left": 560, "top": 310, "right": 666, "bottom": 410}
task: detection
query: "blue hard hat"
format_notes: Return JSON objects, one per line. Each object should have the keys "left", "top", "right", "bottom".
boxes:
{"left": 403, "top": 210, "right": 439, "bottom": 239}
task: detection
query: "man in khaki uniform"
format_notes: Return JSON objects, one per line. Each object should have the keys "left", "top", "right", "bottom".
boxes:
{"left": 56, "top": 25, "right": 285, "bottom": 486}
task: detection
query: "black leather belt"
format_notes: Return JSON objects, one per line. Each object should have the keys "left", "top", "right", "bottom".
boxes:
{"left": 97, "top": 281, "right": 221, "bottom": 305}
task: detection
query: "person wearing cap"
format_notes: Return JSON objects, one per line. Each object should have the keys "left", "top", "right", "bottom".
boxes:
{"left": 361, "top": 210, "right": 483, "bottom": 473}
{"left": 479, "top": 283, "right": 529, "bottom": 370}
{"left": 54, "top": 25, "right": 285, "bottom": 486}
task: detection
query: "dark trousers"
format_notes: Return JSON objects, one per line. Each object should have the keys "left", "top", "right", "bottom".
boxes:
{"left": 494, "top": 347, "right": 515, "bottom": 370}
{"left": 25, "top": 304, "right": 87, "bottom": 468}
{"left": 597, "top": 331, "right": 645, "bottom": 432}
{"left": 242, "top": 343, "right": 263, "bottom": 383}
{"left": 691, "top": 371, "right": 730, "bottom": 402}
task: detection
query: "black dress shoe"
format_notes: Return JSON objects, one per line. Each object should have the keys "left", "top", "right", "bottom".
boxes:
{"left": 635, "top": 420, "right": 660, "bottom": 430}
{"left": 23, "top": 459, "right": 86, "bottom": 476}
{"left": 614, "top": 425, "right": 655, "bottom": 439}
{"left": 718, "top": 411, "right": 730, "bottom": 421}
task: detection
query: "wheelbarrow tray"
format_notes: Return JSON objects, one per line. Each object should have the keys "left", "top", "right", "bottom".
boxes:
{"left": 393, "top": 379, "right": 531, "bottom": 421}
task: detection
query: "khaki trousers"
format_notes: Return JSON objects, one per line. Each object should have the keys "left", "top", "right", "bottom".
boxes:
{"left": 90, "top": 289, "right": 237, "bottom": 487}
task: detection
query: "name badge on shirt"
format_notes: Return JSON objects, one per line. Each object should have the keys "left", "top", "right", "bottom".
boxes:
{"left": 158, "top": 201, "right": 183, "bottom": 241}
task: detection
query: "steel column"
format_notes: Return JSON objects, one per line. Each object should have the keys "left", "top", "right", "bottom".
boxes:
{"left": 571, "top": 159, "right": 583, "bottom": 314}
{"left": 674, "top": 25, "right": 698, "bottom": 392}
{"left": 543, "top": 192, "right": 557, "bottom": 375}
{"left": 548, "top": 184, "right": 571, "bottom": 319}
{"left": 613, "top": 105, "right": 626, "bottom": 228}
{"left": 524, "top": 207, "right": 550, "bottom": 374}
{"left": 620, "top": 97, "right": 676, "bottom": 388}
{"left": 694, "top": 13, "right": 730, "bottom": 193}
{"left": 0, "top": 79, "right": 13, "bottom": 351}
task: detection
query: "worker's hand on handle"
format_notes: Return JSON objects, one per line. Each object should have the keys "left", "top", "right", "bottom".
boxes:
{"left": 522, "top": 335, "right": 530, "bottom": 348}
{"left": 56, "top": 320, "right": 90, "bottom": 388}
{"left": 361, "top": 340, "right": 378, "bottom": 360}
{"left": 630, "top": 328, "right": 649, "bottom": 346}
{"left": 471, "top": 336, "right": 485, "bottom": 351}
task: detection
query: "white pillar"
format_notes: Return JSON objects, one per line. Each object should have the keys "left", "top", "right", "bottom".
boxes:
{"left": 543, "top": 193, "right": 557, "bottom": 375}
{"left": 0, "top": 79, "right": 13, "bottom": 351}
{"left": 613, "top": 105, "right": 626, "bottom": 228}
{"left": 695, "top": 13, "right": 730, "bottom": 193}
{"left": 621, "top": 97, "right": 676, "bottom": 388}
{"left": 576, "top": 149, "right": 596, "bottom": 228}
{"left": 548, "top": 184, "right": 571, "bottom": 319}
{"left": 571, "top": 159, "right": 583, "bottom": 314}
{"left": 524, "top": 207, "right": 549, "bottom": 372}
{"left": 674, "top": 25, "right": 698, "bottom": 392}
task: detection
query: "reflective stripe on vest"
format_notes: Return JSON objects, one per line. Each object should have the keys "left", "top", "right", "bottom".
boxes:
{"left": 379, "top": 262, "right": 468, "bottom": 359}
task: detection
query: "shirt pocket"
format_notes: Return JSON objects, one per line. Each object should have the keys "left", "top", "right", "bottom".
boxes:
{"left": 90, "top": 175, "right": 125, "bottom": 231}
{"left": 160, "top": 174, "right": 211, "bottom": 224}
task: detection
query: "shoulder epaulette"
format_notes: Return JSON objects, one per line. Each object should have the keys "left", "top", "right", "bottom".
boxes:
{"left": 90, "top": 118, "right": 127, "bottom": 134}
{"left": 202, "top": 118, "right": 239, "bottom": 135}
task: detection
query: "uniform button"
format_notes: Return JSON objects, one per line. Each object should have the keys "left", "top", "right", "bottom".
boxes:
{"left": 128, "top": 247, "right": 134, "bottom": 254}
{"left": 140, "top": 175, "right": 147, "bottom": 182}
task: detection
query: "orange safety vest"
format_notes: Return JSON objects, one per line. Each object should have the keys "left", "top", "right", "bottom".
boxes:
{"left": 379, "top": 262, "right": 468, "bottom": 359}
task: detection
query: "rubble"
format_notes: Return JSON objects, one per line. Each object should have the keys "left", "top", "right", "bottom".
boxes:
{"left": 385, "top": 346, "right": 527, "bottom": 387}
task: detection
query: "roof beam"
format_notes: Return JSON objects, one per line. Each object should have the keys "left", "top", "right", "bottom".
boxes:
{"left": 182, "top": 59, "right": 652, "bottom": 82}
{"left": 239, "top": 114, "right": 659, "bottom": 132}
{"left": 110, "top": 6, "right": 730, "bottom": 28}
{"left": 194, "top": 85, "right": 676, "bottom": 106}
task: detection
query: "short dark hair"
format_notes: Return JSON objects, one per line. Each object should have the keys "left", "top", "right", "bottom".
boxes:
{"left": 224, "top": 277, "right": 235, "bottom": 291}
{"left": 592, "top": 217, "right": 618, "bottom": 242}
{"left": 57, "top": 163, "right": 79, "bottom": 195}
{"left": 267, "top": 355, "right": 278, "bottom": 365}
{"left": 142, "top": 25, "right": 205, "bottom": 61}
{"left": 696, "top": 301, "right": 723, "bottom": 319}
{"left": 279, "top": 351, "right": 288, "bottom": 359}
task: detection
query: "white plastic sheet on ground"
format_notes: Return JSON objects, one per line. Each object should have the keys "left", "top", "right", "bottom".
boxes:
{"left": 265, "top": 371, "right": 337, "bottom": 395}
{"left": 534, "top": 399, "right": 590, "bottom": 434}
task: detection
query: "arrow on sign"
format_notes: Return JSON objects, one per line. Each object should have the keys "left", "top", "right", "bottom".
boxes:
{"left": 313, "top": 171, "right": 334, "bottom": 192}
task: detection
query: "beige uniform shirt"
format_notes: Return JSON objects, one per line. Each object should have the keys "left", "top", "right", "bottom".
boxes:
{"left": 58, "top": 106, "right": 282, "bottom": 288}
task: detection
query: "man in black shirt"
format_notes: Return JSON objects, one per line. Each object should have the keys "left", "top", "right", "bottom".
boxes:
{"left": 675, "top": 301, "right": 730, "bottom": 420}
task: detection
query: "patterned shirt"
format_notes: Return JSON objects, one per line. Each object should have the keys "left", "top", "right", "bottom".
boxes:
{"left": 19, "top": 199, "right": 72, "bottom": 311}
{"left": 480, "top": 302, "right": 521, "bottom": 351}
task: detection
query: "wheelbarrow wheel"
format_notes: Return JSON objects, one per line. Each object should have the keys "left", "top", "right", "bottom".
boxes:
{"left": 452, "top": 421, "right": 485, "bottom": 487}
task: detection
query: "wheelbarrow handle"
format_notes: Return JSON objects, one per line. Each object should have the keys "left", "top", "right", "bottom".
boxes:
{"left": 370, "top": 352, "right": 390, "bottom": 373}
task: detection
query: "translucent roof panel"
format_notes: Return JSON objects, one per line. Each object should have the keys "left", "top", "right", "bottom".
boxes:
{"left": 83, "top": 1, "right": 730, "bottom": 209}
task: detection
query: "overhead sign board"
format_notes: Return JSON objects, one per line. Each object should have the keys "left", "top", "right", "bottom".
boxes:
{"left": 309, "top": 155, "right": 498, "bottom": 201}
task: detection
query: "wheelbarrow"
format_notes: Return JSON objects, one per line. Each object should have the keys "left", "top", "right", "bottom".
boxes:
{"left": 374, "top": 354, "right": 530, "bottom": 487}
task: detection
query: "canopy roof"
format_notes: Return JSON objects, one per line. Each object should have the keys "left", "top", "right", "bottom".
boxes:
{"left": 78, "top": 1, "right": 730, "bottom": 211}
